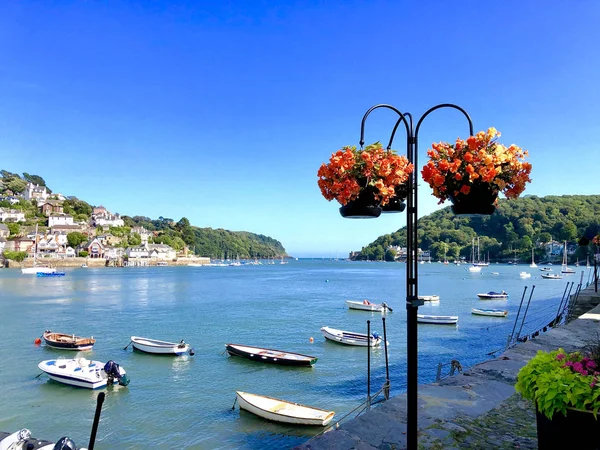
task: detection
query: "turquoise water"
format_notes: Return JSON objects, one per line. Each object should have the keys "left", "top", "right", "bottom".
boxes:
{"left": 0, "top": 261, "right": 588, "bottom": 449}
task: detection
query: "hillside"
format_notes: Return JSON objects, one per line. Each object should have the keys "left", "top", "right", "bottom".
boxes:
{"left": 355, "top": 195, "right": 600, "bottom": 263}
{"left": 0, "top": 170, "right": 287, "bottom": 259}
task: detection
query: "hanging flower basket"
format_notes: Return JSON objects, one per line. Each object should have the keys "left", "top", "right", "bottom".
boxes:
{"left": 421, "top": 128, "right": 531, "bottom": 216}
{"left": 381, "top": 183, "right": 408, "bottom": 214}
{"left": 317, "top": 142, "right": 413, "bottom": 219}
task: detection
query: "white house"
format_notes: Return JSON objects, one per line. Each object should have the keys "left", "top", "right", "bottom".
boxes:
{"left": 104, "top": 246, "right": 125, "bottom": 260}
{"left": 147, "top": 243, "right": 176, "bottom": 260}
{"left": 93, "top": 214, "right": 125, "bottom": 227}
{"left": 0, "top": 208, "right": 26, "bottom": 222}
{"left": 48, "top": 214, "right": 74, "bottom": 227}
{"left": 131, "top": 226, "right": 150, "bottom": 244}
{"left": 126, "top": 245, "right": 149, "bottom": 258}
{"left": 23, "top": 183, "right": 49, "bottom": 202}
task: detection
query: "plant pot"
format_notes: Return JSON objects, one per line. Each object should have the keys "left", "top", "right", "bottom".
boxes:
{"left": 339, "top": 186, "right": 381, "bottom": 219}
{"left": 381, "top": 184, "right": 408, "bottom": 214}
{"left": 536, "top": 407, "right": 600, "bottom": 449}
{"left": 448, "top": 183, "right": 497, "bottom": 216}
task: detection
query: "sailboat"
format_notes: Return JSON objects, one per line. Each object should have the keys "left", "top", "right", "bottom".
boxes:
{"left": 561, "top": 241, "right": 575, "bottom": 274}
{"left": 468, "top": 238, "right": 482, "bottom": 272}
{"left": 473, "top": 237, "right": 489, "bottom": 267}
{"left": 529, "top": 247, "right": 537, "bottom": 268}
{"left": 22, "top": 224, "right": 56, "bottom": 274}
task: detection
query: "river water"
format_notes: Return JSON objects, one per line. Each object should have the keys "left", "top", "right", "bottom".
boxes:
{"left": 0, "top": 261, "right": 589, "bottom": 449}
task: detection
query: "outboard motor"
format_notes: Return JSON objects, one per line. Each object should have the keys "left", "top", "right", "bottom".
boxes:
{"left": 53, "top": 437, "right": 77, "bottom": 450}
{"left": 104, "top": 360, "right": 130, "bottom": 386}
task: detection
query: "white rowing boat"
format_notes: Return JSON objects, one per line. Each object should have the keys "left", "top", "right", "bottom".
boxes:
{"left": 417, "top": 295, "right": 440, "bottom": 302}
{"left": 345, "top": 300, "right": 392, "bottom": 312}
{"left": 416, "top": 314, "right": 458, "bottom": 325}
{"left": 235, "top": 391, "right": 335, "bottom": 426}
{"left": 471, "top": 308, "right": 508, "bottom": 317}
{"left": 320, "top": 326, "right": 384, "bottom": 347}
{"left": 541, "top": 273, "right": 562, "bottom": 280}
{"left": 130, "top": 336, "right": 195, "bottom": 356}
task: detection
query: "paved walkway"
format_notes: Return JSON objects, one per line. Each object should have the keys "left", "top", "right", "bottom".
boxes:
{"left": 295, "top": 286, "right": 600, "bottom": 449}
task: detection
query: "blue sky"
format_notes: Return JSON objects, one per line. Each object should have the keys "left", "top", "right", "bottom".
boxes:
{"left": 1, "top": 1, "right": 599, "bottom": 258}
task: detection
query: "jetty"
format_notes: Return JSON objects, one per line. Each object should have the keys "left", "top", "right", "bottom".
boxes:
{"left": 295, "top": 284, "right": 600, "bottom": 449}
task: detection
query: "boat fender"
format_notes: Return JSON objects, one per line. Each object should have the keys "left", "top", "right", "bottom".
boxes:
{"left": 188, "top": 348, "right": 195, "bottom": 356}
{"left": 53, "top": 437, "right": 77, "bottom": 450}
{"left": 372, "top": 332, "right": 380, "bottom": 339}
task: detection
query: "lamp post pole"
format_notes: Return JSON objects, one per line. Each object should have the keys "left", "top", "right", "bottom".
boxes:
{"left": 359, "top": 103, "right": 473, "bottom": 450}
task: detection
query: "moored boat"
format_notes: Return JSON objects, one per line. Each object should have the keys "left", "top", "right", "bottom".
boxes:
{"left": 235, "top": 391, "right": 335, "bottom": 426}
{"left": 0, "top": 429, "right": 82, "bottom": 450}
{"left": 37, "top": 358, "right": 129, "bottom": 389}
{"left": 42, "top": 330, "right": 96, "bottom": 351}
{"left": 417, "top": 295, "right": 440, "bottom": 302}
{"left": 345, "top": 300, "right": 392, "bottom": 312}
{"left": 225, "top": 343, "right": 317, "bottom": 366}
{"left": 477, "top": 291, "right": 508, "bottom": 299}
{"left": 416, "top": 314, "right": 458, "bottom": 325}
{"left": 36, "top": 271, "right": 65, "bottom": 277}
{"left": 471, "top": 308, "right": 508, "bottom": 317}
{"left": 320, "top": 326, "right": 383, "bottom": 347}
{"left": 519, "top": 272, "right": 531, "bottom": 278}
{"left": 130, "top": 336, "right": 194, "bottom": 356}
{"left": 541, "top": 273, "right": 563, "bottom": 279}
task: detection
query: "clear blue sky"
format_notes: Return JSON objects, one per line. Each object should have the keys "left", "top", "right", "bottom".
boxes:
{"left": 1, "top": 1, "right": 599, "bottom": 257}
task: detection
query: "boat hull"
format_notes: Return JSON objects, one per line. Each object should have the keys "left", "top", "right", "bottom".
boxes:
{"left": 477, "top": 292, "right": 508, "bottom": 299}
{"left": 22, "top": 267, "right": 56, "bottom": 274}
{"left": 471, "top": 308, "right": 508, "bottom": 317}
{"left": 226, "top": 344, "right": 317, "bottom": 366}
{"left": 131, "top": 336, "right": 191, "bottom": 355}
{"left": 417, "top": 315, "right": 458, "bottom": 325}
{"left": 236, "top": 391, "right": 334, "bottom": 426}
{"left": 345, "top": 300, "right": 387, "bottom": 312}
{"left": 320, "top": 327, "right": 382, "bottom": 347}
{"left": 43, "top": 332, "right": 95, "bottom": 351}
{"left": 37, "top": 359, "right": 126, "bottom": 390}
{"left": 417, "top": 295, "right": 440, "bottom": 302}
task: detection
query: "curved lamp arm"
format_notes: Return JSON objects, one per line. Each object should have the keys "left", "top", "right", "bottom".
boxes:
{"left": 359, "top": 104, "right": 409, "bottom": 148}
{"left": 387, "top": 113, "right": 413, "bottom": 150}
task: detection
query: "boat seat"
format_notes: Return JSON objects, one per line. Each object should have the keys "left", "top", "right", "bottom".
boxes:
{"left": 270, "top": 403, "right": 288, "bottom": 413}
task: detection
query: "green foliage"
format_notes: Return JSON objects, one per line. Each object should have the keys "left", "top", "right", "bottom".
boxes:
{"left": 22, "top": 172, "right": 47, "bottom": 187}
{"left": 2, "top": 250, "right": 27, "bottom": 262}
{"left": 6, "top": 222, "right": 20, "bottom": 236}
{"left": 356, "top": 195, "right": 600, "bottom": 262}
{"left": 128, "top": 232, "right": 141, "bottom": 246}
{"left": 63, "top": 198, "right": 92, "bottom": 218}
{"left": 67, "top": 232, "right": 88, "bottom": 248}
{"left": 384, "top": 248, "right": 396, "bottom": 262}
{"left": 6, "top": 178, "right": 27, "bottom": 193}
{"left": 515, "top": 348, "right": 600, "bottom": 419}
{"left": 78, "top": 251, "right": 89, "bottom": 257}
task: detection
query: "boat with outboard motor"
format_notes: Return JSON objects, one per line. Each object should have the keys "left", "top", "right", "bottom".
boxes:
{"left": 37, "top": 358, "right": 129, "bottom": 389}
{"left": 477, "top": 291, "right": 508, "bottom": 299}
{"left": 42, "top": 330, "right": 96, "bottom": 351}
{"left": 225, "top": 343, "right": 317, "bottom": 366}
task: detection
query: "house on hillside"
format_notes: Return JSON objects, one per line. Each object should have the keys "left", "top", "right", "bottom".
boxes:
{"left": 4, "top": 238, "right": 35, "bottom": 253}
{"left": 0, "top": 208, "right": 26, "bottom": 222}
{"left": 39, "top": 200, "right": 65, "bottom": 216}
{"left": 148, "top": 244, "right": 176, "bottom": 260}
{"left": 0, "top": 237, "right": 6, "bottom": 253}
{"left": 91, "top": 205, "right": 124, "bottom": 227}
{"left": 0, "top": 196, "right": 20, "bottom": 205}
{"left": 81, "top": 238, "right": 105, "bottom": 258}
{"left": 48, "top": 214, "right": 74, "bottom": 227}
{"left": 23, "top": 183, "right": 49, "bottom": 203}
{"left": 131, "top": 226, "right": 150, "bottom": 244}
{"left": 104, "top": 246, "right": 125, "bottom": 260}
{"left": 0, "top": 223, "right": 9, "bottom": 238}
{"left": 126, "top": 245, "right": 149, "bottom": 259}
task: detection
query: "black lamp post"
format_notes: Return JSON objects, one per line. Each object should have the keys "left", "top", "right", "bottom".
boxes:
{"left": 356, "top": 103, "right": 474, "bottom": 450}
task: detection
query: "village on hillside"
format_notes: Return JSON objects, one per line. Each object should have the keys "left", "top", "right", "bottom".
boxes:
{"left": 0, "top": 181, "right": 208, "bottom": 267}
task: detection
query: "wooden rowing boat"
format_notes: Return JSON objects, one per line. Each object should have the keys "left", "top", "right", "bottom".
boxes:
{"left": 236, "top": 391, "right": 335, "bottom": 426}
{"left": 471, "top": 308, "right": 508, "bottom": 317}
{"left": 416, "top": 314, "right": 458, "bottom": 325}
{"left": 42, "top": 330, "right": 95, "bottom": 351}
{"left": 225, "top": 344, "right": 317, "bottom": 366}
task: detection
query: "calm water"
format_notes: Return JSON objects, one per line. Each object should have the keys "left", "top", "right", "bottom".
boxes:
{"left": 0, "top": 261, "right": 590, "bottom": 449}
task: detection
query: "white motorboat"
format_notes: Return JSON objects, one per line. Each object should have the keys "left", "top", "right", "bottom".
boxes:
{"left": 0, "top": 429, "right": 87, "bottom": 450}
{"left": 539, "top": 267, "right": 552, "bottom": 272}
{"left": 417, "top": 314, "right": 458, "bottom": 325}
{"left": 477, "top": 291, "right": 508, "bottom": 299}
{"left": 235, "top": 391, "right": 335, "bottom": 426}
{"left": 471, "top": 308, "right": 508, "bottom": 317}
{"left": 519, "top": 272, "right": 531, "bottom": 278}
{"left": 417, "top": 295, "right": 440, "bottom": 302}
{"left": 345, "top": 300, "right": 392, "bottom": 312}
{"left": 130, "top": 336, "right": 195, "bottom": 356}
{"left": 37, "top": 358, "right": 129, "bottom": 389}
{"left": 320, "top": 326, "right": 384, "bottom": 347}
{"left": 541, "top": 273, "right": 563, "bottom": 279}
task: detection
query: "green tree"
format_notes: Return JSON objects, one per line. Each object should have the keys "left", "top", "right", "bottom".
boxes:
{"left": 78, "top": 251, "right": 89, "bottom": 257}
{"left": 2, "top": 250, "right": 27, "bottom": 262}
{"left": 384, "top": 248, "right": 397, "bottom": 262}
{"left": 7, "top": 178, "right": 27, "bottom": 193}
{"left": 128, "top": 233, "right": 141, "bottom": 246}
{"left": 7, "top": 222, "right": 20, "bottom": 236}
{"left": 22, "top": 173, "right": 47, "bottom": 187}
{"left": 67, "top": 232, "right": 88, "bottom": 248}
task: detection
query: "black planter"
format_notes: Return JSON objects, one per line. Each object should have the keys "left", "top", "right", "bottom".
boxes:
{"left": 448, "top": 183, "right": 497, "bottom": 216}
{"left": 536, "top": 407, "right": 600, "bottom": 449}
{"left": 339, "top": 186, "right": 381, "bottom": 219}
{"left": 381, "top": 184, "right": 408, "bottom": 214}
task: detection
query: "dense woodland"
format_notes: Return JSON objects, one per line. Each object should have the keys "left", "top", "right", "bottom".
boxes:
{"left": 0, "top": 170, "right": 287, "bottom": 259}
{"left": 355, "top": 195, "right": 600, "bottom": 263}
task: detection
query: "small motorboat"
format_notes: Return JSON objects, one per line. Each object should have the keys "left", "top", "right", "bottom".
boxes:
{"left": 539, "top": 267, "right": 553, "bottom": 272}
{"left": 471, "top": 308, "right": 508, "bottom": 317}
{"left": 42, "top": 330, "right": 96, "bottom": 351}
{"left": 477, "top": 291, "right": 508, "bottom": 299}
{"left": 417, "top": 295, "right": 440, "bottom": 302}
{"left": 320, "top": 326, "right": 384, "bottom": 347}
{"left": 345, "top": 300, "right": 392, "bottom": 312}
{"left": 37, "top": 358, "right": 129, "bottom": 389}
{"left": 519, "top": 272, "right": 531, "bottom": 278}
{"left": 225, "top": 344, "right": 317, "bottom": 367}
{"left": 416, "top": 314, "right": 458, "bottom": 325}
{"left": 541, "top": 273, "right": 563, "bottom": 279}
{"left": 130, "top": 336, "right": 195, "bottom": 356}
{"left": 36, "top": 272, "right": 65, "bottom": 277}
{"left": 235, "top": 391, "right": 335, "bottom": 426}
{"left": 0, "top": 429, "right": 85, "bottom": 450}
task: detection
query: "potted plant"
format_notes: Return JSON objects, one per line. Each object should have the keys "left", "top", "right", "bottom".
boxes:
{"left": 515, "top": 344, "right": 600, "bottom": 449}
{"left": 421, "top": 127, "right": 532, "bottom": 215}
{"left": 317, "top": 142, "right": 413, "bottom": 218}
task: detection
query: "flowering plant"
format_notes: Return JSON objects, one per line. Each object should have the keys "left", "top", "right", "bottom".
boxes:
{"left": 317, "top": 142, "right": 413, "bottom": 206}
{"left": 515, "top": 346, "right": 600, "bottom": 419}
{"left": 421, "top": 128, "right": 532, "bottom": 204}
